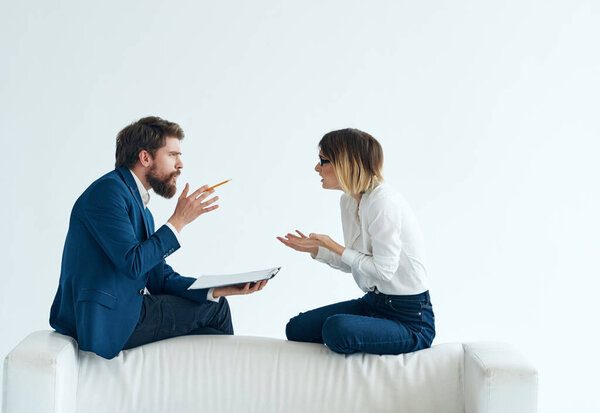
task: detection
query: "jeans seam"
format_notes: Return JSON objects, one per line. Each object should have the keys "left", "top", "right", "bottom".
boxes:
{"left": 333, "top": 334, "right": 418, "bottom": 352}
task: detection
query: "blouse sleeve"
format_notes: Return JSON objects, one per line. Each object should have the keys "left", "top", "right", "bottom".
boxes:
{"left": 312, "top": 246, "right": 352, "bottom": 273}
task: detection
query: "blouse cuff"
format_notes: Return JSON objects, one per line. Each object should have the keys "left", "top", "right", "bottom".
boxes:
{"left": 314, "top": 246, "right": 330, "bottom": 261}
{"left": 341, "top": 248, "right": 361, "bottom": 267}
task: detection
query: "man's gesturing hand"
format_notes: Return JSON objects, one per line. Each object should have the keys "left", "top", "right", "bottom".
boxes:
{"left": 168, "top": 183, "right": 219, "bottom": 232}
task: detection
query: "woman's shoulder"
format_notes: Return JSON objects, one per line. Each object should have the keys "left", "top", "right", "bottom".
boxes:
{"left": 363, "top": 183, "right": 408, "bottom": 213}
{"left": 368, "top": 182, "right": 402, "bottom": 202}
{"left": 339, "top": 192, "right": 357, "bottom": 209}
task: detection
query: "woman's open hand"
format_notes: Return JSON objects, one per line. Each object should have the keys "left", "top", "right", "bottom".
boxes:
{"left": 277, "top": 230, "right": 319, "bottom": 255}
{"left": 277, "top": 230, "right": 345, "bottom": 256}
{"left": 306, "top": 233, "right": 345, "bottom": 256}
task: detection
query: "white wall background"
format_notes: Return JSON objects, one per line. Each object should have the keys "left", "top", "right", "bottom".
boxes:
{"left": 1, "top": 0, "right": 599, "bottom": 411}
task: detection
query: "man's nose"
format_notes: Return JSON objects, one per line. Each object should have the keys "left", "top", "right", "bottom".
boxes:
{"left": 315, "top": 163, "right": 321, "bottom": 172}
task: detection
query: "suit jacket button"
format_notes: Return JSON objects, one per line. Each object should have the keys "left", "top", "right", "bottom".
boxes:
{"left": 139, "top": 289, "right": 144, "bottom": 295}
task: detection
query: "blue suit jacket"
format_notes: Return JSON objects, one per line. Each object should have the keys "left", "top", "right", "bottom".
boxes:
{"left": 50, "top": 167, "right": 209, "bottom": 359}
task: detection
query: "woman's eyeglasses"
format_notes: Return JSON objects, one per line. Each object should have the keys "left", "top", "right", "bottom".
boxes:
{"left": 319, "top": 156, "right": 331, "bottom": 166}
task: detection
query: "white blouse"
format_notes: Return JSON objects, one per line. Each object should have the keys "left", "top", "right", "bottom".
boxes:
{"left": 314, "top": 183, "right": 429, "bottom": 296}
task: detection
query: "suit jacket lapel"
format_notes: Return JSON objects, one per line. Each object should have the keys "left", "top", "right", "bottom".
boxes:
{"left": 143, "top": 208, "right": 155, "bottom": 234}
{"left": 116, "top": 167, "right": 151, "bottom": 239}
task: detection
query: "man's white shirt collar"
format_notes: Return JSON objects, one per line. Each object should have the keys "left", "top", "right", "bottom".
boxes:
{"left": 129, "top": 170, "right": 150, "bottom": 208}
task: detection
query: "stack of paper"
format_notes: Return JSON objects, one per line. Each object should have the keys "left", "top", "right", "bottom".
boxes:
{"left": 188, "top": 267, "right": 281, "bottom": 289}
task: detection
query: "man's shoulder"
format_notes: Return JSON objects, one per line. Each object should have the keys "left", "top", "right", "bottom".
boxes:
{"left": 87, "top": 169, "right": 129, "bottom": 193}
{"left": 75, "top": 169, "right": 131, "bottom": 208}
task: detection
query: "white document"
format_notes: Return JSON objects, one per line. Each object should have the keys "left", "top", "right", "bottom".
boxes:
{"left": 188, "top": 267, "right": 281, "bottom": 289}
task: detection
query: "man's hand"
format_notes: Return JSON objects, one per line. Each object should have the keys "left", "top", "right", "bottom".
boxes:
{"left": 212, "top": 280, "right": 269, "bottom": 298}
{"left": 168, "top": 183, "right": 219, "bottom": 232}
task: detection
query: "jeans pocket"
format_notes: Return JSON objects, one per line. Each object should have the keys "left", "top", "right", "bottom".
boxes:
{"left": 386, "top": 299, "right": 424, "bottom": 320}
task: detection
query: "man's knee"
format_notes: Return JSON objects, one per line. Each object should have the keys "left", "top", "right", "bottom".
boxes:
{"left": 198, "top": 297, "right": 232, "bottom": 335}
{"left": 218, "top": 296, "right": 230, "bottom": 313}
{"left": 216, "top": 297, "right": 233, "bottom": 334}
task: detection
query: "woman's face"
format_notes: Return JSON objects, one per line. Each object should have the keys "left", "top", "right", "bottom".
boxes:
{"left": 315, "top": 152, "right": 341, "bottom": 190}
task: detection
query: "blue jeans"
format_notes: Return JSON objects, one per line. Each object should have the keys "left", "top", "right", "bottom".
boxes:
{"left": 286, "top": 290, "right": 435, "bottom": 355}
{"left": 123, "top": 294, "right": 233, "bottom": 350}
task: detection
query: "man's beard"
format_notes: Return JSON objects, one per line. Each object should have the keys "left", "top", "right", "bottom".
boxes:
{"left": 146, "top": 166, "right": 180, "bottom": 199}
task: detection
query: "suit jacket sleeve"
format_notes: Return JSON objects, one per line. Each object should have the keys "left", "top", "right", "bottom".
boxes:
{"left": 146, "top": 262, "right": 209, "bottom": 304}
{"left": 79, "top": 179, "right": 180, "bottom": 281}
{"left": 142, "top": 200, "right": 209, "bottom": 303}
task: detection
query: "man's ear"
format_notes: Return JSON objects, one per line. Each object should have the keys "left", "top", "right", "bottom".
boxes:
{"left": 138, "top": 150, "right": 152, "bottom": 168}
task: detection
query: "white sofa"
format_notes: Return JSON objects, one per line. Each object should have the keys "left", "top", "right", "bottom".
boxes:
{"left": 3, "top": 331, "right": 537, "bottom": 413}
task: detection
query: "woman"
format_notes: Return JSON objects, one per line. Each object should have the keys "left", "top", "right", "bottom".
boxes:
{"left": 277, "top": 128, "right": 435, "bottom": 355}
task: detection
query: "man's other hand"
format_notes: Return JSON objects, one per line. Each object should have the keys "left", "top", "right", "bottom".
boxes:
{"left": 212, "top": 280, "right": 269, "bottom": 298}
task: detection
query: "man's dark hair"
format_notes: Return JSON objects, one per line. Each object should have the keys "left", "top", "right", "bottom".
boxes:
{"left": 115, "top": 116, "right": 185, "bottom": 168}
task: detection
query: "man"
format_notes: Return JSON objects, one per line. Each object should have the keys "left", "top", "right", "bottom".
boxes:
{"left": 50, "top": 116, "right": 267, "bottom": 359}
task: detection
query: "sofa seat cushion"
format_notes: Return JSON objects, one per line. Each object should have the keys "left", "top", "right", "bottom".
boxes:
{"left": 76, "top": 335, "right": 464, "bottom": 413}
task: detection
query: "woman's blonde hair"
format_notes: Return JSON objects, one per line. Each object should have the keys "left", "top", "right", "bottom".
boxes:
{"left": 319, "top": 128, "right": 384, "bottom": 194}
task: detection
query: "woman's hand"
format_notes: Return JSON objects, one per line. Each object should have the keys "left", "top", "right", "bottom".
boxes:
{"left": 277, "top": 230, "right": 345, "bottom": 256}
{"left": 277, "top": 230, "right": 319, "bottom": 255}
{"left": 306, "top": 233, "right": 345, "bottom": 256}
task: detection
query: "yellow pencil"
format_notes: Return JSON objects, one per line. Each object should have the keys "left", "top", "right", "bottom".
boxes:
{"left": 206, "top": 179, "right": 231, "bottom": 191}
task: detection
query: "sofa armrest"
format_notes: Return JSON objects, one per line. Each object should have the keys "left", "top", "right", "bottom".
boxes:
{"left": 3, "top": 331, "right": 78, "bottom": 413}
{"left": 463, "top": 342, "right": 538, "bottom": 413}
